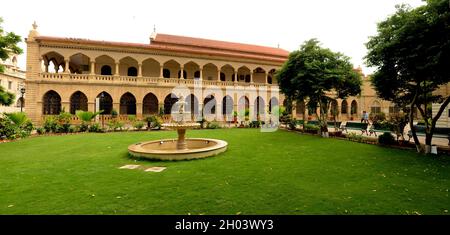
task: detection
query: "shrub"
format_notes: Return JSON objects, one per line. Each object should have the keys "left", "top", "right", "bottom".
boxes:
{"left": 78, "top": 122, "right": 89, "bottom": 132}
{"left": 133, "top": 121, "right": 145, "bottom": 130}
{"left": 111, "top": 109, "right": 118, "bottom": 118}
{"left": 89, "top": 123, "right": 103, "bottom": 133}
{"left": 378, "top": 132, "right": 396, "bottom": 145}
{"left": 347, "top": 132, "right": 364, "bottom": 142}
{"left": 36, "top": 127, "right": 46, "bottom": 135}
{"left": 43, "top": 116, "right": 58, "bottom": 133}
{"left": 144, "top": 115, "right": 162, "bottom": 130}
{"left": 207, "top": 121, "right": 221, "bottom": 129}
{"left": 249, "top": 121, "right": 262, "bottom": 128}
{"left": 0, "top": 113, "right": 34, "bottom": 139}
{"left": 107, "top": 119, "right": 124, "bottom": 131}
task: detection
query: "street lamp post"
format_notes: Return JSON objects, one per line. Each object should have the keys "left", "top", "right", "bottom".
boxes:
{"left": 20, "top": 87, "right": 26, "bottom": 112}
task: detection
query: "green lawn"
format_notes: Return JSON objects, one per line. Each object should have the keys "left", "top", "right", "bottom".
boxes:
{"left": 0, "top": 128, "right": 449, "bottom": 215}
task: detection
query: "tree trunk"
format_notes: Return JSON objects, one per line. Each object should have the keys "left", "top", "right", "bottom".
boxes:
{"left": 409, "top": 97, "right": 421, "bottom": 153}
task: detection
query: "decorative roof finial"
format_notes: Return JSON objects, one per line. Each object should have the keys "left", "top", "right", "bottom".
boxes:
{"left": 32, "top": 21, "right": 38, "bottom": 30}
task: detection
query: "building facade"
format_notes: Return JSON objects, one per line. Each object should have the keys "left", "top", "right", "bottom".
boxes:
{"left": 0, "top": 54, "right": 26, "bottom": 113}
{"left": 25, "top": 23, "right": 287, "bottom": 124}
{"left": 25, "top": 22, "right": 397, "bottom": 125}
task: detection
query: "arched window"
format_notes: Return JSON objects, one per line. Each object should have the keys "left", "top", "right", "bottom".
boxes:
{"left": 43, "top": 90, "right": 61, "bottom": 115}
{"left": 120, "top": 92, "right": 136, "bottom": 115}
{"left": 389, "top": 104, "right": 401, "bottom": 114}
{"left": 164, "top": 94, "right": 179, "bottom": 114}
{"left": 143, "top": 93, "right": 159, "bottom": 115}
{"left": 268, "top": 97, "right": 278, "bottom": 113}
{"left": 203, "top": 95, "right": 216, "bottom": 115}
{"left": 296, "top": 100, "right": 305, "bottom": 115}
{"left": 341, "top": 100, "right": 348, "bottom": 114}
{"left": 70, "top": 91, "right": 88, "bottom": 114}
{"left": 220, "top": 72, "right": 226, "bottom": 81}
{"left": 351, "top": 100, "right": 358, "bottom": 115}
{"left": 267, "top": 76, "right": 273, "bottom": 84}
{"left": 194, "top": 71, "right": 200, "bottom": 79}
{"left": 101, "top": 65, "right": 112, "bottom": 75}
{"left": 222, "top": 96, "right": 233, "bottom": 115}
{"left": 371, "top": 101, "right": 381, "bottom": 114}
{"left": 163, "top": 69, "right": 171, "bottom": 78}
{"left": 232, "top": 74, "right": 236, "bottom": 82}
{"left": 254, "top": 97, "right": 265, "bottom": 115}
{"left": 127, "top": 67, "right": 137, "bottom": 76}
{"left": 97, "top": 92, "right": 113, "bottom": 114}
{"left": 245, "top": 74, "right": 251, "bottom": 83}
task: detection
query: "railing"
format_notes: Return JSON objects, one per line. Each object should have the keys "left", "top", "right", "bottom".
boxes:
{"left": 38, "top": 73, "right": 278, "bottom": 89}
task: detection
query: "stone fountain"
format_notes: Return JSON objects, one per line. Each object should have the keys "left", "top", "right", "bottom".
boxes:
{"left": 128, "top": 96, "right": 228, "bottom": 160}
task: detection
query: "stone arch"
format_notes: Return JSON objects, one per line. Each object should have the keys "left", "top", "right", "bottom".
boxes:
{"left": 203, "top": 95, "right": 217, "bottom": 115}
{"left": 222, "top": 95, "right": 234, "bottom": 115}
{"left": 95, "top": 55, "right": 115, "bottom": 75}
{"left": 184, "top": 61, "right": 200, "bottom": 80}
{"left": 269, "top": 97, "right": 279, "bottom": 113}
{"left": 220, "top": 64, "right": 235, "bottom": 82}
{"left": 253, "top": 67, "right": 267, "bottom": 84}
{"left": 351, "top": 100, "right": 358, "bottom": 115}
{"left": 97, "top": 92, "right": 113, "bottom": 114}
{"left": 296, "top": 100, "right": 305, "bottom": 116}
{"left": 371, "top": 100, "right": 381, "bottom": 114}
{"left": 142, "top": 58, "right": 160, "bottom": 77}
{"left": 202, "top": 63, "right": 219, "bottom": 81}
{"left": 143, "top": 93, "right": 159, "bottom": 115}
{"left": 185, "top": 94, "right": 200, "bottom": 117}
{"left": 341, "top": 100, "right": 348, "bottom": 114}
{"left": 238, "top": 96, "right": 250, "bottom": 113}
{"left": 120, "top": 92, "right": 137, "bottom": 115}
{"left": 42, "top": 90, "right": 61, "bottom": 115}
{"left": 237, "top": 66, "right": 251, "bottom": 83}
{"left": 42, "top": 51, "right": 65, "bottom": 73}
{"left": 163, "top": 93, "right": 179, "bottom": 115}
{"left": 163, "top": 59, "right": 181, "bottom": 79}
{"left": 70, "top": 91, "right": 88, "bottom": 114}
{"left": 69, "top": 53, "right": 90, "bottom": 74}
{"left": 254, "top": 96, "right": 265, "bottom": 116}
{"left": 119, "top": 56, "right": 139, "bottom": 76}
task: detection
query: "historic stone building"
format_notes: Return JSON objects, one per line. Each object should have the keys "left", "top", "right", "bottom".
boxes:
{"left": 24, "top": 22, "right": 396, "bottom": 125}
{"left": 25, "top": 22, "right": 287, "bottom": 124}
{"left": 0, "top": 54, "right": 26, "bottom": 113}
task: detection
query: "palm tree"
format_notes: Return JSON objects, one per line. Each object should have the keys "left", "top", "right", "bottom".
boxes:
{"left": 4, "top": 112, "right": 28, "bottom": 126}
{"left": 76, "top": 110, "right": 102, "bottom": 123}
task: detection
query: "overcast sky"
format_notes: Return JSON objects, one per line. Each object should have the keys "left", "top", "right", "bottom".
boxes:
{"left": 1, "top": 0, "right": 424, "bottom": 74}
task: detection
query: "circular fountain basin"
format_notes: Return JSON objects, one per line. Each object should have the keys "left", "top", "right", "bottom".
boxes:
{"left": 128, "top": 138, "right": 228, "bottom": 161}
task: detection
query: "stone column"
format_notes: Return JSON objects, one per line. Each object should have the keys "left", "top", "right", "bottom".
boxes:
{"left": 234, "top": 69, "right": 238, "bottom": 84}
{"left": 199, "top": 68, "right": 203, "bottom": 80}
{"left": 136, "top": 102, "right": 143, "bottom": 119}
{"left": 64, "top": 59, "right": 70, "bottom": 73}
{"left": 61, "top": 101, "right": 70, "bottom": 113}
{"left": 138, "top": 63, "right": 142, "bottom": 77}
{"left": 217, "top": 70, "right": 221, "bottom": 81}
{"left": 54, "top": 63, "right": 59, "bottom": 73}
{"left": 180, "top": 66, "right": 184, "bottom": 79}
{"left": 44, "top": 61, "right": 49, "bottom": 72}
{"left": 160, "top": 66, "right": 164, "bottom": 78}
{"left": 265, "top": 72, "right": 268, "bottom": 84}
{"left": 90, "top": 61, "right": 95, "bottom": 75}
{"left": 250, "top": 71, "right": 254, "bottom": 84}
{"left": 113, "top": 102, "right": 120, "bottom": 115}
{"left": 115, "top": 62, "right": 119, "bottom": 76}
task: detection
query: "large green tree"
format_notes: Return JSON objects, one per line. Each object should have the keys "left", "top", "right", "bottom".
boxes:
{"left": 0, "top": 17, "right": 22, "bottom": 106}
{"left": 365, "top": 0, "right": 450, "bottom": 153}
{"left": 277, "top": 39, "right": 362, "bottom": 136}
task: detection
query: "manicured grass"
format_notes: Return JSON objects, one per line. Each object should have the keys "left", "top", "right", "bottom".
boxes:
{"left": 0, "top": 129, "right": 449, "bottom": 215}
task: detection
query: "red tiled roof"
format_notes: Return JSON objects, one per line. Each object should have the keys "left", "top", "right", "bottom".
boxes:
{"left": 35, "top": 34, "right": 289, "bottom": 63}
{"left": 152, "top": 33, "right": 289, "bottom": 58}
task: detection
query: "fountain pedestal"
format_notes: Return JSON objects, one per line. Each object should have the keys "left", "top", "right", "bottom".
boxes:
{"left": 177, "top": 128, "right": 187, "bottom": 150}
